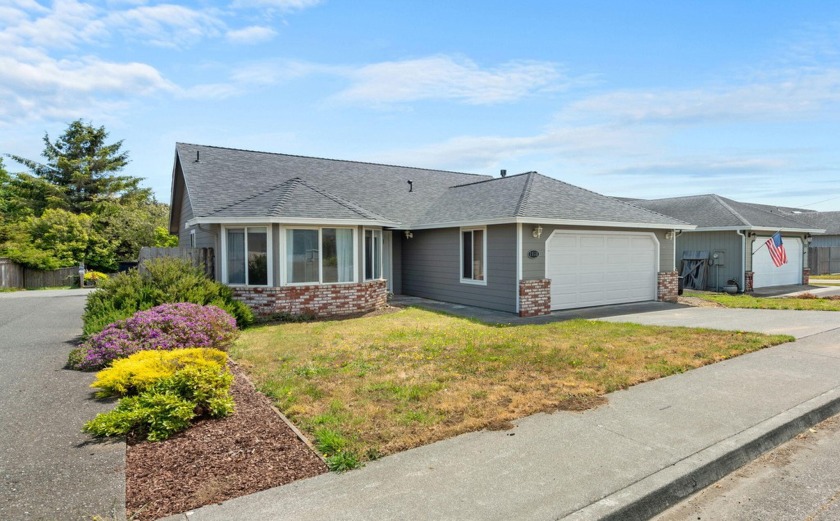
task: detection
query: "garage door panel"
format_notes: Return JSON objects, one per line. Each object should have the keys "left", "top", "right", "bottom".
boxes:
{"left": 752, "top": 237, "right": 802, "bottom": 288}
{"left": 547, "top": 231, "right": 658, "bottom": 310}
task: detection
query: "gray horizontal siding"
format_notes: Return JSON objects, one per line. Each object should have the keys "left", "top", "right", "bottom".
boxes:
{"left": 676, "top": 231, "right": 743, "bottom": 290}
{"left": 400, "top": 224, "right": 517, "bottom": 313}
{"left": 522, "top": 224, "right": 675, "bottom": 280}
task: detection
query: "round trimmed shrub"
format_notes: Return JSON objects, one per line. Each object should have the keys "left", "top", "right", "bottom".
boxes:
{"left": 77, "top": 303, "right": 238, "bottom": 370}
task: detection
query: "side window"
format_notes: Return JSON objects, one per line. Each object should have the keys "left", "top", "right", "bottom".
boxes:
{"left": 461, "top": 228, "right": 485, "bottom": 282}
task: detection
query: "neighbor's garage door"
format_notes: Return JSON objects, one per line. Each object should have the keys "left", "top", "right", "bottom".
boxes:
{"left": 752, "top": 236, "right": 802, "bottom": 288}
{"left": 546, "top": 231, "right": 658, "bottom": 310}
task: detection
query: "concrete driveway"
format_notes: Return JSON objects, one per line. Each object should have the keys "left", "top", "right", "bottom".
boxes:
{"left": 0, "top": 289, "right": 124, "bottom": 520}
{"left": 598, "top": 307, "right": 840, "bottom": 338}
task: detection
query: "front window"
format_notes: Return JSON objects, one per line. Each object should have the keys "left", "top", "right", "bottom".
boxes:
{"left": 226, "top": 227, "right": 268, "bottom": 286}
{"left": 286, "top": 228, "right": 355, "bottom": 284}
{"left": 364, "top": 229, "right": 382, "bottom": 280}
{"left": 461, "top": 228, "right": 485, "bottom": 282}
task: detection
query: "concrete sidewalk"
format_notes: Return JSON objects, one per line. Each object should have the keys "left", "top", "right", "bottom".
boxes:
{"left": 164, "top": 308, "right": 840, "bottom": 521}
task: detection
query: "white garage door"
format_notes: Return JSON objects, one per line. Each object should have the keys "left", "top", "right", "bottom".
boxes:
{"left": 752, "top": 236, "right": 802, "bottom": 288}
{"left": 546, "top": 231, "right": 659, "bottom": 310}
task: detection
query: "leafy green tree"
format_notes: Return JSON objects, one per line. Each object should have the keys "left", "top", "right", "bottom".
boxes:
{"left": 154, "top": 226, "right": 179, "bottom": 247}
{"left": 95, "top": 200, "right": 172, "bottom": 261}
{"left": 7, "top": 120, "right": 150, "bottom": 214}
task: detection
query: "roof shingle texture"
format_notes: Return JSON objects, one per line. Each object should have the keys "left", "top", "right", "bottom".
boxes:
{"left": 176, "top": 143, "right": 687, "bottom": 228}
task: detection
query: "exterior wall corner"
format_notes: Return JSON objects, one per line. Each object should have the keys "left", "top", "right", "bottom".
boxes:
{"left": 657, "top": 271, "right": 679, "bottom": 303}
{"left": 519, "top": 279, "right": 551, "bottom": 317}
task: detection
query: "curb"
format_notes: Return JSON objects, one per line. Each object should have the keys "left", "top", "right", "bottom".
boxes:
{"left": 562, "top": 386, "right": 840, "bottom": 520}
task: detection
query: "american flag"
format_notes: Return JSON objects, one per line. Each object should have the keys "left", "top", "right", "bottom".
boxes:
{"left": 765, "top": 232, "right": 787, "bottom": 267}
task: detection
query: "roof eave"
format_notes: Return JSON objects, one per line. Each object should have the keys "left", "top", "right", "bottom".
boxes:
{"left": 687, "top": 226, "right": 825, "bottom": 233}
{"left": 399, "top": 217, "right": 695, "bottom": 231}
{"left": 186, "top": 216, "right": 400, "bottom": 228}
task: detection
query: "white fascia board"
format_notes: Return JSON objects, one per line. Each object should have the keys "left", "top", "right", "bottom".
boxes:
{"left": 399, "top": 217, "right": 695, "bottom": 231}
{"left": 686, "top": 226, "right": 825, "bottom": 234}
{"left": 186, "top": 216, "right": 398, "bottom": 228}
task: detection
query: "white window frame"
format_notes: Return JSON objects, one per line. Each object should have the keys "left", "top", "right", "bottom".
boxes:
{"left": 363, "top": 228, "right": 384, "bottom": 281}
{"left": 284, "top": 226, "right": 358, "bottom": 286}
{"left": 220, "top": 225, "right": 273, "bottom": 287}
{"left": 460, "top": 226, "right": 488, "bottom": 285}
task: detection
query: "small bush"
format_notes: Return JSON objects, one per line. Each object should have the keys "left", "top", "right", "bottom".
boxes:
{"left": 84, "top": 271, "right": 109, "bottom": 284}
{"left": 76, "top": 303, "right": 238, "bottom": 370}
{"left": 83, "top": 348, "right": 234, "bottom": 441}
{"left": 82, "top": 257, "right": 253, "bottom": 336}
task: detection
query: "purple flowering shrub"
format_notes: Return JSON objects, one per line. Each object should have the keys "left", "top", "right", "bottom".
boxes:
{"left": 76, "top": 303, "right": 238, "bottom": 370}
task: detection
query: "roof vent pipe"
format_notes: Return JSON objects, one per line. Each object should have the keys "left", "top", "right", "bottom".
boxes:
{"left": 195, "top": 150, "right": 200, "bottom": 162}
{"left": 407, "top": 180, "right": 413, "bottom": 192}
{"left": 500, "top": 169, "right": 507, "bottom": 177}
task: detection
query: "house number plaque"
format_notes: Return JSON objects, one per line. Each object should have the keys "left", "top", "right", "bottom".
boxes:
{"left": 528, "top": 250, "right": 540, "bottom": 258}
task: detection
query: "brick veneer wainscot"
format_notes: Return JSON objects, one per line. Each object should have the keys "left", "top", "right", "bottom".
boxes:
{"left": 519, "top": 279, "right": 551, "bottom": 317}
{"left": 744, "top": 271, "right": 754, "bottom": 293}
{"left": 803, "top": 268, "right": 811, "bottom": 285}
{"left": 232, "top": 280, "right": 388, "bottom": 317}
{"left": 657, "top": 271, "right": 679, "bottom": 303}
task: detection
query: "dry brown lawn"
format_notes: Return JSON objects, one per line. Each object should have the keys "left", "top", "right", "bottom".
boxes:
{"left": 231, "top": 306, "right": 791, "bottom": 469}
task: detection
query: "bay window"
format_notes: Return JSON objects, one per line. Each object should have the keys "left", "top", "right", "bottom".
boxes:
{"left": 364, "top": 229, "right": 382, "bottom": 280}
{"left": 225, "top": 227, "right": 268, "bottom": 286}
{"left": 286, "top": 228, "right": 355, "bottom": 284}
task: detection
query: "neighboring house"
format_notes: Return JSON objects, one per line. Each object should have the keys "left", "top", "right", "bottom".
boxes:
{"left": 791, "top": 211, "right": 840, "bottom": 274}
{"left": 168, "top": 143, "right": 691, "bottom": 317}
{"left": 631, "top": 195, "right": 824, "bottom": 291}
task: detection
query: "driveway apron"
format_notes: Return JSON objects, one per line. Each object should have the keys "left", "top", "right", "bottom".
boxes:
{"left": 0, "top": 289, "right": 125, "bottom": 520}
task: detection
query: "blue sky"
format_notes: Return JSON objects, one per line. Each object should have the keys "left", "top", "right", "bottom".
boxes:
{"left": 2, "top": 0, "right": 840, "bottom": 210}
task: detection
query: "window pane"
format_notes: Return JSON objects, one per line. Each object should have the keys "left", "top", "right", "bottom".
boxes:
{"left": 462, "top": 231, "right": 472, "bottom": 279}
{"left": 287, "top": 229, "right": 319, "bottom": 283}
{"left": 247, "top": 228, "right": 268, "bottom": 285}
{"left": 373, "top": 230, "right": 382, "bottom": 279}
{"left": 364, "top": 230, "right": 373, "bottom": 280}
{"left": 323, "top": 228, "right": 354, "bottom": 283}
{"left": 227, "top": 229, "right": 245, "bottom": 284}
{"left": 473, "top": 230, "right": 484, "bottom": 281}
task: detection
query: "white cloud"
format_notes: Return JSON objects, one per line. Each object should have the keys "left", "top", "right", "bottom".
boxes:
{"left": 104, "top": 4, "right": 225, "bottom": 48}
{"left": 331, "top": 55, "right": 566, "bottom": 106}
{"left": 229, "top": 0, "right": 321, "bottom": 11}
{"left": 226, "top": 25, "right": 277, "bottom": 44}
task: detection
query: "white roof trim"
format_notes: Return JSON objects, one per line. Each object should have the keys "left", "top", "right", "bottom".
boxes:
{"left": 685, "top": 226, "right": 825, "bottom": 234}
{"left": 395, "top": 217, "right": 695, "bottom": 231}
{"left": 186, "top": 216, "right": 397, "bottom": 228}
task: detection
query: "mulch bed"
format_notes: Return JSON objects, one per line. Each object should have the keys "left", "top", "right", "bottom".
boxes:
{"left": 125, "top": 363, "right": 328, "bottom": 521}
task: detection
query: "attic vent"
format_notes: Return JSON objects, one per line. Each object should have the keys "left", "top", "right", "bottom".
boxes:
{"left": 407, "top": 180, "right": 413, "bottom": 192}
{"left": 195, "top": 150, "right": 200, "bottom": 163}
{"left": 501, "top": 169, "right": 507, "bottom": 178}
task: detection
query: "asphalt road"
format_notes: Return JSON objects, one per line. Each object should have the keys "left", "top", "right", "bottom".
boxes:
{"left": 0, "top": 289, "right": 125, "bottom": 520}
{"left": 654, "top": 413, "right": 840, "bottom": 521}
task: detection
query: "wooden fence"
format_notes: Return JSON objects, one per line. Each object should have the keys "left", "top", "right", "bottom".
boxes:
{"left": 809, "top": 247, "right": 840, "bottom": 275}
{"left": 0, "top": 258, "right": 79, "bottom": 289}
{"left": 138, "top": 247, "right": 215, "bottom": 279}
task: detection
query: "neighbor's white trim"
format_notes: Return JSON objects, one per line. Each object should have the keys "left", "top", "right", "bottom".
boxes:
{"left": 682, "top": 226, "right": 824, "bottom": 234}
{"left": 736, "top": 229, "right": 747, "bottom": 292}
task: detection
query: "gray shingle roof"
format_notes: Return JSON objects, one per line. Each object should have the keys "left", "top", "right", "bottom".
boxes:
{"left": 631, "top": 194, "right": 823, "bottom": 231}
{"left": 791, "top": 211, "right": 840, "bottom": 235}
{"left": 414, "top": 172, "right": 687, "bottom": 227}
{"left": 175, "top": 144, "right": 688, "bottom": 229}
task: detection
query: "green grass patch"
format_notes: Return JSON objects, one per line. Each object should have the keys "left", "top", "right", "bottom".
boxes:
{"left": 231, "top": 307, "right": 791, "bottom": 469}
{"left": 687, "top": 291, "right": 840, "bottom": 311}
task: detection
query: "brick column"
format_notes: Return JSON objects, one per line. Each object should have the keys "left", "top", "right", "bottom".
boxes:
{"left": 519, "top": 279, "right": 551, "bottom": 317}
{"left": 744, "top": 271, "right": 754, "bottom": 293}
{"left": 803, "top": 268, "right": 811, "bottom": 285}
{"left": 657, "top": 271, "right": 679, "bottom": 302}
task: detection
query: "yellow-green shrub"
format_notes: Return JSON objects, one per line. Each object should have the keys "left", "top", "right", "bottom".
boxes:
{"left": 91, "top": 347, "right": 228, "bottom": 397}
{"left": 83, "top": 348, "right": 235, "bottom": 441}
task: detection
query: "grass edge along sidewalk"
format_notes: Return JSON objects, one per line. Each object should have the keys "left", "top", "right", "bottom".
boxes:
{"left": 687, "top": 291, "right": 840, "bottom": 311}
{"left": 230, "top": 306, "right": 791, "bottom": 470}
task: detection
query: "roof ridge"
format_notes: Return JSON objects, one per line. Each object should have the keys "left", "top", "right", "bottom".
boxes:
{"left": 449, "top": 170, "right": 533, "bottom": 188}
{"left": 712, "top": 194, "right": 752, "bottom": 227}
{"left": 212, "top": 178, "right": 301, "bottom": 214}
{"left": 293, "top": 178, "right": 392, "bottom": 222}
{"left": 514, "top": 172, "right": 536, "bottom": 217}
{"left": 176, "top": 142, "right": 488, "bottom": 178}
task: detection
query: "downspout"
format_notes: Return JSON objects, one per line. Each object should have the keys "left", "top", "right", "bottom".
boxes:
{"left": 736, "top": 230, "right": 746, "bottom": 293}
{"left": 515, "top": 223, "right": 523, "bottom": 314}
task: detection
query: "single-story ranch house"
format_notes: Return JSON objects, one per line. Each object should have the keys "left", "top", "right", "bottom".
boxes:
{"left": 631, "top": 195, "right": 824, "bottom": 291}
{"left": 168, "top": 143, "right": 692, "bottom": 317}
